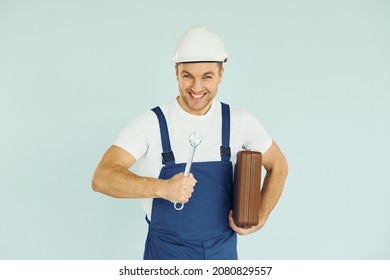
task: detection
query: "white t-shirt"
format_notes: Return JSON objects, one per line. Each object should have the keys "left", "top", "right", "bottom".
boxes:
{"left": 113, "top": 98, "right": 273, "bottom": 219}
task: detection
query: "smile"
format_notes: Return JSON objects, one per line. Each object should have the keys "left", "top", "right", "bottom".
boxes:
{"left": 189, "top": 92, "right": 206, "bottom": 100}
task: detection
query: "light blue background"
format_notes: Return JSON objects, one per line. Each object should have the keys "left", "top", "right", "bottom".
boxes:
{"left": 1, "top": 0, "right": 389, "bottom": 259}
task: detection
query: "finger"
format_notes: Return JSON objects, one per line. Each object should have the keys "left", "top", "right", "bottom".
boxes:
{"left": 228, "top": 212, "right": 251, "bottom": 236}
{"left": 177, "top": 197, "right": 189, "bottom": 203}
{"left": 188, "top": 173, "right": 197, "bottom": 183}
{"left": 228, "top": 212, "right": 238, "bottom": 229}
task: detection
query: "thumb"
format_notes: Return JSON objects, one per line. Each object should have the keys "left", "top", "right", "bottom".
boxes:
{"left": 188, "top": 173, "right": 197, "bottom": 183}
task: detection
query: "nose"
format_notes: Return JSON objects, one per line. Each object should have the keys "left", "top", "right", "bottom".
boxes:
{"left": 191, "top": 79, "right": 203, "bottom": 93}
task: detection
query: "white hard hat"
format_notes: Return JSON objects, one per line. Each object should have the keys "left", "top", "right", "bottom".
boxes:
{"left": 172, "top": 26, "right": 228, "bottom": 63}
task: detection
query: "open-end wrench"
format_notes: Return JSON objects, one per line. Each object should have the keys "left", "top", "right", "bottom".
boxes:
{"left": 174, "top": 132, "right": 202, "bottom": 211}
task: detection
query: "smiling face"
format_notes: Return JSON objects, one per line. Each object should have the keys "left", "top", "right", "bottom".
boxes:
{"left": 176, "top": 62, "right": 224, "bottom": 115}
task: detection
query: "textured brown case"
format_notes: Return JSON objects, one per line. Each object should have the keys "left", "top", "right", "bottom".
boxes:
{"left": 233, "top": 150, "right": 262, "bottom": 228}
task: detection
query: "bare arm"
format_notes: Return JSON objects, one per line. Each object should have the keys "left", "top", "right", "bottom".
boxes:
{"left": 229, "top": 141, "right": 288, "bottom": 235}
{"left": 92, "top": 145, "right": 197, "bottom": 203}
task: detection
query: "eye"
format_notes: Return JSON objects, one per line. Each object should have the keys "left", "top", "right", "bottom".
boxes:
{"left": 183, "top": 74, "right": 192, "bottom": 79}
{"left": 203, "top": 75, "right": 212, "bottom": 80}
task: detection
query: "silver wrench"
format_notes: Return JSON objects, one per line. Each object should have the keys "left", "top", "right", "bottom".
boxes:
{"left": 174, "top": 132, "right": 202, "bottom": 211}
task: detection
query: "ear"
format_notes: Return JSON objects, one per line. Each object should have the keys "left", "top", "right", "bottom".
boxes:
{"left": 218, "top": 67, "right": 224, "bottom": 84}
{"left": 175, "top": 64, "right": 179, "bottom": 81}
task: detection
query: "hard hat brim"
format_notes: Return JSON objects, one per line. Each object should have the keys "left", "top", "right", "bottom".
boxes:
{"left": 174, "top": 58, "right": 227, "bottom": 64}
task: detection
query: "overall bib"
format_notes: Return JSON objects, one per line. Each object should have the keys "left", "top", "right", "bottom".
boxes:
{"left": 143, "top": 103, "right": 237, "bottom": 260}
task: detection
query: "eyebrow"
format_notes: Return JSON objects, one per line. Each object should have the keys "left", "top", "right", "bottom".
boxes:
{"left": 181, "top": 71, "right": 216, "bottom": 76}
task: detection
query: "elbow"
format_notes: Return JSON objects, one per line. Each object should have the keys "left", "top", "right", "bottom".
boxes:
{"left": 281, "top": 157, "right": 288, "bottom": 179}
{"left": 91, "top": 165, "right": 124, "bottom": 198}
{"left": 278, "top": 156, "right": 289, "bottom": 181}
{"left": 91, "top": 171, "right": 103, "bottom": 193}
{"left": 269, "top": 156, "right": 289, "bottom": 182}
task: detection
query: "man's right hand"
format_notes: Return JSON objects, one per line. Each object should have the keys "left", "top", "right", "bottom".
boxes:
{"left": 158, "top": 173, "right": 197, "bottom": 203}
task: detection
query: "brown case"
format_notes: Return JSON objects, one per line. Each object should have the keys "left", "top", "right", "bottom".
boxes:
{"left": 233, "top": 150, "right": 262, "bottom": 228}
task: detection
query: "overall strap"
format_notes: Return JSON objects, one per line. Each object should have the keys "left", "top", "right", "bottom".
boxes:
{"left": 220, "top": 102, "right": 231, "bottom": 161}
{"left": 151, "top": 107, "right": 175, "bottom": 166}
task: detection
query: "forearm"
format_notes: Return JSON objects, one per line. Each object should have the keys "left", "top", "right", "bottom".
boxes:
{"left": 92, "top": 163, "right": 164, "bottom": 199}
{"left": 259, "top": 167, "right": 287, "bottom": 223}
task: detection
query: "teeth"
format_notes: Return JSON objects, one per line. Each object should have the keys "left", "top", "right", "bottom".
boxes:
{"left": 191, "top": 93, "right": 203, "bottom": 99}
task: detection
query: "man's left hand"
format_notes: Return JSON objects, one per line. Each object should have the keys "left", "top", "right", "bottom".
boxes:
{"left": 228, "top": 210, "right": 266, "bottom": 235}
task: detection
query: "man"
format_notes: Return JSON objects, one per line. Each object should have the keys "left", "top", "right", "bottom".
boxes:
{"left": 92, "top": 26, "right": 288, "bottom": 260}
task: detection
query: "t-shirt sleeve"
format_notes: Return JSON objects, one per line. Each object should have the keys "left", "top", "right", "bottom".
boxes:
{"left": 112, "top": 111, "right": 156, "bottom": 160}
{"left": 242, "top": 111, "right": 273, "bottom": 154}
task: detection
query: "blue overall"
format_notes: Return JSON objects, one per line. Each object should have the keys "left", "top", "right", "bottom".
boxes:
{"left": 143, "top": 103, "right": 237, "bottom": 260}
